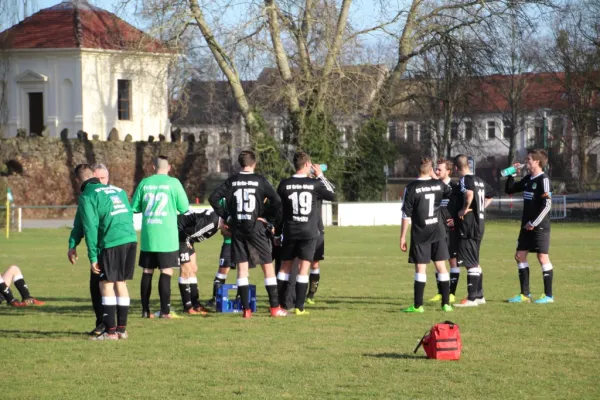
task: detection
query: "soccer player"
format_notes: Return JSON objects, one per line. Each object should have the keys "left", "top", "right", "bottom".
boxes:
{"left": 452, "top": 155, "right": 495, "bottom": 308}
{"left": 132, "top": 156, "right": 190, "bottom": 319}
{"left": 75, "top": 164, "right": 137, "bottom": 340}
{"left": 276, "top": 152, "right": 336, "bottom": 315}
{"left": 68, "top": 163, "right": 111, "bottom": 335}
{"left": 177, "top": 209, "right": 227, "bottom": 314}
{"left": 428, "top": 158, "right": 460, "bottom": 304}
{"left": 505, "top": 149, "right": 555, "bottom": 304}
{"left": 209, "top": 150, "right": 284, "bottom": 319}
{"left": 400, "top": 157, "right": 453, "bottom": 313}
{"left": 0, "top": 265, "right": 44, "bottom": 307}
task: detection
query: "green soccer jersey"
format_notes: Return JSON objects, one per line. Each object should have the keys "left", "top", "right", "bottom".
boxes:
{"left": 132, "top": 174, "right": 190, "bottom": 252}
{"left": 78, "top": 180, "right": 137, "bottom": 263}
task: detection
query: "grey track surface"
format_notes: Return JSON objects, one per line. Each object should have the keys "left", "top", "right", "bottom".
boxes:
{"left": 22, "top": 219, "right": 74, "bottom": 229}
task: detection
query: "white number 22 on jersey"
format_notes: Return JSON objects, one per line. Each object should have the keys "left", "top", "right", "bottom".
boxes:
{"left": 288, "top": 192, "right": 312, "bottom": 215}
{"left": 143, "top": 193, "right": 169, "bottom": 217}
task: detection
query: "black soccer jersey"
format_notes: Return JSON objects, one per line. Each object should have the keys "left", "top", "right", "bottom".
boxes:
{"left": 439, "top": 179, "right": 461, "bottom": 228}
{"left": 177, "top": 209, "right": 220, "bottom": 244}
{"left": 277, "top": 174, "right": 335, "bottom": 240}
{"left": 505, "top": 172, "right": 552, "bottom": 229}
{"left": 455, "top": 174, "right": 495, "bottom": 240}
{"left": 209, "top": 172, "right": 282, "bottom": 233}
{"left": 402, "top": 178, "right": 451, "bottom": 244}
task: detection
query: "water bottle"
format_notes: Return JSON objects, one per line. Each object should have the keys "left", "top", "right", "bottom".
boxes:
{"left": 500, "top": 163, "right": 524, "bottom": 177}
{"left": 311, "top": 164, "right": 328, "bottom": 174}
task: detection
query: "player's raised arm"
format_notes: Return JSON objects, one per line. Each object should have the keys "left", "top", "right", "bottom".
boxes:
{"left": 263, "top": 177, "right": 282, "bottom": 227}
{"left": 79, "top": 196, "right": 100, "bottom": 264}
{"left": 315, "top": 174, "right": 336, "bottom": 202}
{"left": 131, "top": 183, "right": 143, "bottom": 213}
{"left": 174, "top": 179, "right": 190, "bottom": 214}
{"left": 209, "top": 179, "right": 231, "bottom": 219}
{"left": 459, "top": 175, "right": 475, "bottom": 218}
{"left": 505, "top": 170, "right": 527, "bottom": 194}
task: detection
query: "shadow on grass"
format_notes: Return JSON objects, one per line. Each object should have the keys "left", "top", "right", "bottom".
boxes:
{"left": 0, "top": 305, "right": 94, "bottom": 316}
{"left": 363, "top": 353, "right": 428, "bottom": 360}
{"left": 0, "top": 329, "right": 87, "bottom": 339}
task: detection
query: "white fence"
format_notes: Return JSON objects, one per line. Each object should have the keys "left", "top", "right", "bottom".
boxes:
{"left": 334, "top": 202, "right": 403, "bottom": 227}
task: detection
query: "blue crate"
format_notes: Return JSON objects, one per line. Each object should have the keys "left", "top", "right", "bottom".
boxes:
{"left": 215, "top": 284, "right": 257, "bottom": 313}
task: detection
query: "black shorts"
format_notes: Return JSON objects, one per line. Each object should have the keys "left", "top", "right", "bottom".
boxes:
{"left": 231, "top": 228, "right": 272, "bottom": 266}
{"left": 458, "top": 238, "right": 481, "bottom": 268}
{"left": 179, "top": 242, "right": 195, "bottom": 265}
{"left": 219, "top": 242, "right": 235, "bottom": 269}
{"left": 446, "top": 229, "right": 459, "bottom": 259}
{"left": 313, "top": 232, "right": 325, "bottom": 262}
{"left": 139, "top": 250, "right": 180, "bottom": 270}
{"left": 281, "top": 238, "right": 318, "bottom": 262}
{"left": 517, "top": 228, "right": 550, "bottom": 254}
{"left": 99, "top": 242, "right": 137, "bottom": 282}
{"left": 408, "top": 239, "right": 449, "bottom": 264}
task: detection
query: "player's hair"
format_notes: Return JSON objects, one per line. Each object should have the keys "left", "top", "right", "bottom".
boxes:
{"left": 454, "top": 154, "right": 469, "bottom": 171}
{"left": 153, "top": 155, "right": 169, "bottom": 170}
{"left": 293, "top": 151, "right": 311, "bottom": 171}
{"left": 74, "top": 163, "right": 94, "bottom": 181}
{"left": 91, "top": 163, "right": 109, "bottom": 174}
{"left": 419, "top": 157, "right": 432, "bottom": 175}
{"left": 528, "top": 149, "right": 548, "bottom": 168}
{"left": 437, "top": 158, "right": 453, "bottom": 172}
{"left": 238, "top": 150, "right": 256, "bottom": 168}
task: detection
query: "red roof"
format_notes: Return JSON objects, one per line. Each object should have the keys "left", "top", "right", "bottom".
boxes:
{"left": 468, "top": 72, "right": 569, "bottom": 113}
{"left": 0, "top": 0, "right": 168, "bottom": 52}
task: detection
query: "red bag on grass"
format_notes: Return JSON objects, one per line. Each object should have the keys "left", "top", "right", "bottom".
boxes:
{"left": 414, "top": 321, "right": 461, "bottom": 360}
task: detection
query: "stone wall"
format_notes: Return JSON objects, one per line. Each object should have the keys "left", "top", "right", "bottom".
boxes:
{"left": 0, "top": 137, "right": 209, "bottom": 218}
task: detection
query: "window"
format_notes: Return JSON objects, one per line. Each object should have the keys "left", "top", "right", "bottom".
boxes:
{"left": 487, "top": 121, "right": 496, "bottom": 139}
{"left": 388, "top": 122, "right": 397, "bottom": 142}
{"left": 219, "top": 131, "right": 231, "bottom": 145}
{"left": 219, "top": 158, "right": 232, "bottom": 174}
{"left": 451, "top": 122, "right": 459, "bottom": 140}
{"left": 406, "top": 124, "right": 415, "bottom": 142}
{"left": 117, "top": 80, "right": 131, "bottom": 120}
{"left": 345, "top": 125, "right": 354, "bottom": 142}
{"left": 533, "top": 125, "right": 544, "bottom": 148}
{"left": 588, "top": 154, "right": 598, "bottom": 178}
{"left": 465, "top": 121, "right": 473, "bottom": 141}
{"left": 503, "top": 121, "right": 513, "bottom": 140}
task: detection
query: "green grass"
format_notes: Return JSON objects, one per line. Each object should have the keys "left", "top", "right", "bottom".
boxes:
{"left": 1, "top": 222, "right": 599, "bottom": 399}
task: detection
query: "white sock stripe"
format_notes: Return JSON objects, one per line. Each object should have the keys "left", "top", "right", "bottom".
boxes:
{"left": 117, "top": 297, "right": 130, "bottom": 306}
{"left": 542, "top": 263, "right": 553, "bottom": 272}
{"left": 277, "top": 272, "right": 290, "bottom": 281}
{"left": 264, "top": 277, "right": 277, "bottom": 286}
{"left": 102, "top": 296, "right": 117, "bottom": 306}
{"left": 311, "top": 269, "right": 320, "bottom": 275}
{"left": 467, "top": 268, "right": 481, "bottom": 276}
{"left": 414, "top": 273, "right": 427, "bottom": 283}
{"left": 450, "top": 268, "right": 461, "bottom": 274}
{"left": 297, "top": 275, "right": 309, "bottom": 283}
{"left": 189, "top": 277, "right": 198, "bottom": 284}
{"left": 438, "top": 273, "right": 450, "bottom": 282}
{"left": 237, "top": 278, "right": 249, "bottom": 286}
{"left": 476, "top": 267, "right": 483, "bottom": 274}
{"left": 178, "top": 277, "right": 190, "bottom": 284}
{"left": 14, "top": 274, "right": 24, "bottom": 282}
{"left": 517, "top": 262, "right": 529, "bottom": 269}
{"left": 216, "top": 273, "right": 228, "bottom": 280}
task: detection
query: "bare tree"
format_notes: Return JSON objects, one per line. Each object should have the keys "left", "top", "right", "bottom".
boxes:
{"left": 545, "top": 2, "right": 600, "bottom": 183}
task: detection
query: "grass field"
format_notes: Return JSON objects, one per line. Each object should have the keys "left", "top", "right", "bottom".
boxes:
{"left": 1, "top": 222, "right": 599, "bottom": 399}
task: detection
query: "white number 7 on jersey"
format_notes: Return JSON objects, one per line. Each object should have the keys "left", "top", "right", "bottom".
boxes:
{"left": 425, "top": 193, "right": 435, "bottom": 217}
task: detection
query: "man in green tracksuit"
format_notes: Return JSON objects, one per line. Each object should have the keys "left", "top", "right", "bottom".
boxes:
{"left": 132, "top": 155, "right": 190, "bottom": 319}
{"left": 75, "top": 164, "right": 137, "bottom": 340}
{"left": 67, "top": 163, "right": 110, "bottom": 336}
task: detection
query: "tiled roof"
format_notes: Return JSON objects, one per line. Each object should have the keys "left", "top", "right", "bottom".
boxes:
{"left": 0, "top": 0, "right": 167, "bottom": 52}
